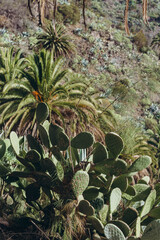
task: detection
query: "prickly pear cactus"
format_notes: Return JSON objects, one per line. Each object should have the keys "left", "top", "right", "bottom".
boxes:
{"left": 27, "top": 134, "right": 44, "bottom": 157}
{"left": 93, "top": 142, "right": 108, "bottom": 163}
{"left": 83, "top": 186, "right": 99, "bottom": 201}
{"left": 141, "top": 219, "right": 160, "bottom": 240}
{"left": 90, "top": 197, "right": 104, "bottom": 212}
{"left": 25, "top": 149, "right": 41, "bottom": 163}
{"left": 110, "top": 220, "right": 130, "bottom": 237}
{"left": 122, "top": 207, "right": 138, "bottom": 226}
{"left": 0, "top": 139, "right": 6, "bottom": 159}
{"left": 56, "top": 131, "right": 69, "bottom": 151}
{"left": 87, "top": 216, "right": 104, "bottom": 234}
{"left": 77, "top": 199, "right": 95, "bottom": 216}
{"left": 49, "top": 123, "right": 63, "bottom": 146}
{"left": 110, "top": 188, "right": 122, "bottom": 214}
{"left": 128, "top": 156, "right": 152, "bottom": 173}
{"left": 105, "top": 132, "right": 123, "bottom": 159}
{"left": 71, "top": 170, "right": 89, "bottom": 197}
{"left": 10, "top": 131, "right": 19, "bottom": 155}
{"left": 140, "top": 189, "right": 156, "bottom": 218}
{"left": 26, "top": 182, "right": 41, "bottom": 202}
{"left": 38, "top": 124, "right": 50, "bottom": 148}
{"left": 71, "top": 132, "right": 94, "bottom": 149}
{"left": 112, "top": 176, "right": 128, "bottom": 192}
{"left": 36, "top": 102, "right": 49, "bottom": 124}
{"left": 104, "top": 223, "right": 126, "bottom": 240}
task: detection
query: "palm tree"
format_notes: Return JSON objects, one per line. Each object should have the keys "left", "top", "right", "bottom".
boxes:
{"left": 36, "top": 24, "right": 75, "bottom": 58}
{"left": 125, "top": 0, "right": 148, "bottom": 35}
{"left": 28, "top": 0, "right": 46, "bottom": 26}
{"left": 0, "top": 47, "right": 25, "bottom": 92}
{"left": 0, "top": 49, "right": 105, "bottom": 136}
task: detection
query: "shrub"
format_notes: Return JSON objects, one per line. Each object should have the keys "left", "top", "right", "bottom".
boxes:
{"left": 112, "top": 79, "right": 130, "bottom": 99}
{"left": 57, "top": 3, "right": 80, "bottom": 24}
{"left": 133, "top": 30, "right": 149, "bottom": 52}
{"left": 145, "top": 117, "right": 158, "bottom": 133}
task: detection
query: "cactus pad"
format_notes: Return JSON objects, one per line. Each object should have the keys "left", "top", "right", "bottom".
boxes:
{"left": 57, "top": 131, "right": 69, "bottom": 151}
{"left": 110, "top": 188, "right": 122, "bottom": 214}
{"left": 140, "top": 189, "right": 156, "bottom": 218}
{"left": 27, "top": 134, "right": 43, "bottom": 157}
{"left": 105, "top": 132, "right": 123, "bottom": 159}
{"left": 71, "top": 132, "right": 94, "bottom": 149}
{"left": 25, "top": 149, "right": 41, "bottom": 163}
{"left": 71, "top": 170, "right": 89, "bottom": 197}
{"left": 93, "top": 142, "right": 108, "bottom": 163}
{"left": 36, "top": 102, "right": 49, "bottom": 124}
{"left": 0, "top": 139, "right": 6, "bottom": 160}
{"left": 26, "top": 182, "right": 41, "bottom": 202}
{"left": 78, "top": 199, "right": 95, "bottom": 216}
{"left": 128, "top": 156, "right": 152, "bottom": 173}
{"left": 141, "top": 219, "right": 160, "bottom": 240}
{"left": 104, "top": 223, "right": 126, "bottom": 240}
{"left": 87, "top": 216, "right": 104, "bottom": 234}
{"left": 110, "top": 220, "right": 130, "bottom": 237}
{"left": 49, "top": 123, "right": 63, "bottom": 146}
{"left": 10, "top": 131, "right": 19, "bottom": 155}
{"left": 122, "top": 207, "right": 138, "bottom": 226}
{"left": 112, "top": 176, "right": 128, "bottom": 192}
{"left": 83, "top": 186, "right": 99, "bottom": 201}
{"left": 90, "top": 197, "right": 104, "bottom": 212}
{"left": 132, "top": 184, "right": 151, "bottom": 202}
{"left": 38, "top": 124, "right": 50, "bottom": 148}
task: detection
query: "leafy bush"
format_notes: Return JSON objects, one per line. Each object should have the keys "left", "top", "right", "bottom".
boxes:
{"left": 57, "top": 3, "right": 80, "bottom": 24}
{"left": 133, "top": 30, "right": 149, "bottom": 52}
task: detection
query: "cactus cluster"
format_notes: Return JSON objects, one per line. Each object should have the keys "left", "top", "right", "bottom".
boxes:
{"left": 0, "top": 102, "right": 160, "bottom": 239}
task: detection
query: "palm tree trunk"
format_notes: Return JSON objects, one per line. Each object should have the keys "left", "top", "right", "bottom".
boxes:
{"left": 143, "top": 0, "right": 148, "bottom": 24}
{"left": 40, "top": 0, "right": 46, "bottom": 26}
{"left": 125, "top": 0, "right": 130, "bottom": 35}
{"left": 82, "top": 0, "right": 87, "bottom": 30}
{"left": 38, "top": 0, "right": 42, "bottom": 25}
{"left": 28, "top": 0, "right": 34, "bottom": 17}
{"left": 53, "top": 0, "right": 57, "bottom": 32}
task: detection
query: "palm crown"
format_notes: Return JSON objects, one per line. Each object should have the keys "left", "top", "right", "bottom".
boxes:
{"left": 0, "top": 48, "right": 109, "bottom": 137}
{"left": 36, "top": 24, "right": 75, "bottom": 58}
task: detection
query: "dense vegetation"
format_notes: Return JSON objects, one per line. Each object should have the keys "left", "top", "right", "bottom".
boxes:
{"left": 0, "top": 0, "right": 160, "bottom": 239}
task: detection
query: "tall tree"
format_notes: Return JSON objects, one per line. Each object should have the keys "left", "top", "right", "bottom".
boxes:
{"left": 27, "top": 0, "right": 46, "bottom": 26}
{"left": 125, "top": 0, "right": 148, "bottom": 35}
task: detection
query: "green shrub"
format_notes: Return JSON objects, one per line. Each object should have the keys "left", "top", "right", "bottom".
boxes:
{"left": 145, "top": 118, "right": 158, "bottom": 133}
{"left": 133, "top": 30, "right": 149, "bottom": 52}
{"left": 57, "top": 3, "right": 80, "bottom": 24}
{"left": 141, "top": 98, "right": 152, "bottom": 107}
{"left": 112, "top": 79, "right": 130, "bottom": 99}
{"left": 107, "top": 64, "right": 117, "bottom": 74}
